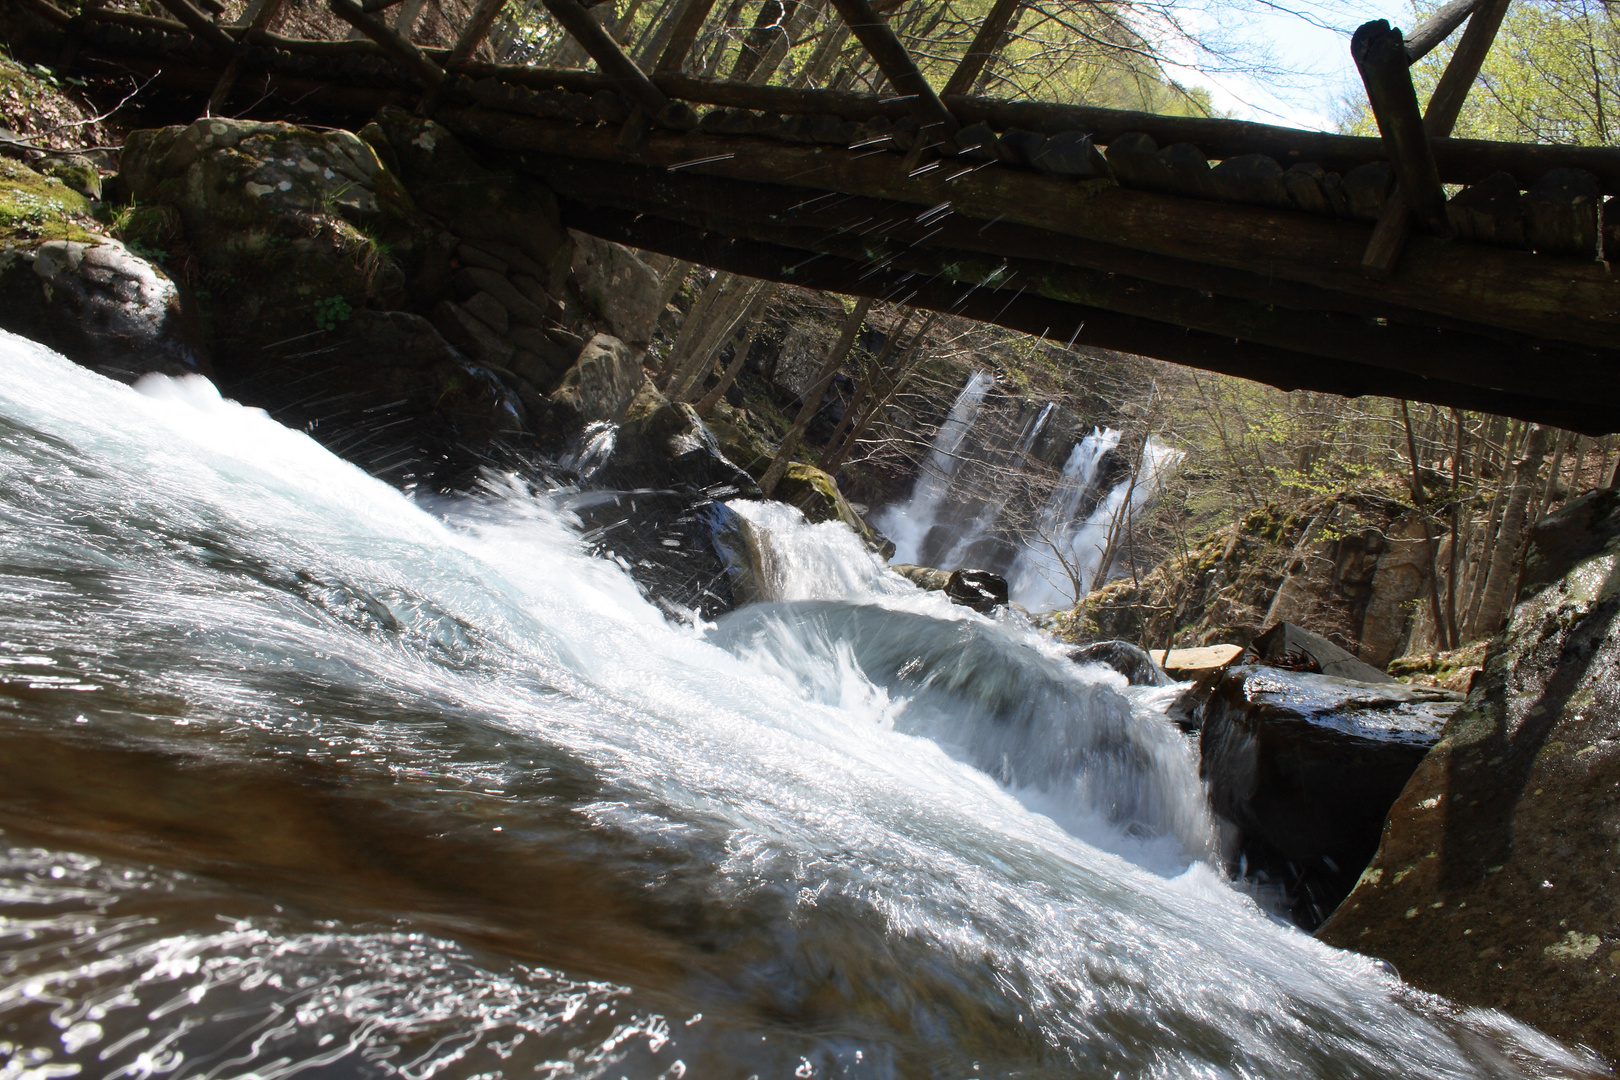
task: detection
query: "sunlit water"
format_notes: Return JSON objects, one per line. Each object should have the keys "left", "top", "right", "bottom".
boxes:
{"left": 0, "top": 331, "right": 1605, "bottom": 1079}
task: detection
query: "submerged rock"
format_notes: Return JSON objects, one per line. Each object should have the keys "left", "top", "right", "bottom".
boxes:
{"left": 1317, "top": 488, "right": 1620, "bottom": 1060}
{"left": 1199, "top": 665, "right": 1459, "bottom": 929}
{"left": 1067, "top": 640, "right": 1173, "bottom": 686}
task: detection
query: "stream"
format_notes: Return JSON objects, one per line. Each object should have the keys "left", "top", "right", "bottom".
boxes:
{"left": 0, "top": 330, "right": 1602, "bottom": 1079}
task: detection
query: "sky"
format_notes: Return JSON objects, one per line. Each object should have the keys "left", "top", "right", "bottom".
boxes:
{"left": 1167, "top": 0, "right": 1418, "bottom": 131}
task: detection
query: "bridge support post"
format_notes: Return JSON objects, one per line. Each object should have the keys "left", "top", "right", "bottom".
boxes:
{"left": 826, "top": 0, "right": 956, "bottom": 138}
{"left": 1352, "top": 20, "right": 1451, "bottom": 240}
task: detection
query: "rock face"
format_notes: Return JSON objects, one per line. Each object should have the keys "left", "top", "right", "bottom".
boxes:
{"left": 1067, "top": 640, "right": 1172, "bottom": 686}
{"left": 568, "top": 230, "right": 661, "bottom": 346}
{"left": 546, "top": 333, "right": 643, "bottom": 429}
{"left": 1199, "top": 665, "right": 1460, "bottom": 928}
{"left": 1317, "top": 488, "right": 1620, "bottom": 1060}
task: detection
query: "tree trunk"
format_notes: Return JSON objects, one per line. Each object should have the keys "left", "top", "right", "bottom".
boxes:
{"left": 670, "top": 279, "right": 765, "bottom": 401}
{"left": 656, "top": 270, "right": 731, "bottom": 387}
{"left": 1468, "top": 422, "right": 1549, "bottom": 639}
{"left": 823, "top": 311, "right": 937, "bottom": 473}
{"left": 695, "top": 285, "right": 777, "bottom": 416}
{"left": 759, "top": 297, "right": 872, "bottom": 496}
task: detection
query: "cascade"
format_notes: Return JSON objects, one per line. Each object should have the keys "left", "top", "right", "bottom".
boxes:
{"left": 1009, "top": 434, "right": 1179, "bottom": 612}
{"left": 873, "top": 369, "right": 992, "bottom": 564}
{"left": 0, "top": 330, "right": 1602, "bottom": 1079}
{"left": 936, "top": 401, "right": 1057, "bottom": 570}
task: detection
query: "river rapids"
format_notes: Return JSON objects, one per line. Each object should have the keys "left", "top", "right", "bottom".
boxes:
{"left": 0, "top": 331, "right": 1603, "bottom": 1079}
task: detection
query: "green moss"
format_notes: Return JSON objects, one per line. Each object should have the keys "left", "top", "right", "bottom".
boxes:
{"left": 0, "top": 157, "right": 97, "bottom": 246}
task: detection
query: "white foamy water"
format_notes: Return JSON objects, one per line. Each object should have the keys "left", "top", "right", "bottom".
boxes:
{"left": 876, "top": 369, "right": 993, "bottom": 565}
{"left": 0, "top": 331, "right": 1604, "bottom": 1079}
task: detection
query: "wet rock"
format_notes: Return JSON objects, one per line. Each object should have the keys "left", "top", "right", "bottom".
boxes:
{"left": 0, "top": 235, "right": 207, "bottom": 381}
{"left": 545, "top": 332, "right": 644, "bottom": 431}
{"left": 567, "top": 489, "right": 740, "bottom": 619}
{"left": 1067, "top": 640, "right": 1173, "bottom": 686}
{"left": 1199, "top": 665, "right": 1460, "bottom": 929}
{"left": 772, "top": 462, "right": 892, "bottom": 556}
{"left": 1316, "top": 488, "right": 1620, "bottom": 1060}
{"left": 1250, "top": 621, "right": 1395, "bottom": 683}
{"left": 703, "top": 401, "right": 774, "bottom": 478}
{"left": 891, "top": 563, "right": 951, "bottom": 590}
{"left": 568, "top": 230, "right": 661, "bottom": 346}
{"left": 588, "top": 379, "right": 758, "bottom": 496}
{"left": 945, "top": 569, "right": 1009, "bottom": 613}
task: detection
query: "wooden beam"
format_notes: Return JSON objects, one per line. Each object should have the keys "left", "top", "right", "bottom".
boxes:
{"left": 1353, "top": 20, "right": 1450, "bottom": 236}
{"left": 562, "top": 202, "right": 1620, "bottom": 434}
{"left": 329, "top": 0, "right": 445, "bottom": 87}
{"left": 1404, "top": 0, "right": 1484, "bottom": 61}
{"left": 207, "top": 0, "right": 286, "bottom": 115}
{"left": 419, "top": 0, "right": 507, "bottom": 109}
{"left": 1362, "top": 0, "right": 1510, "bottom": 277}
{"left": 151, "top": 0, "right": 238, "bottom": 52}
{"left": 438, "top": 110, "right": 1620, "bottom": 350}
{"left": 1425, "top": 0, "right": 1511, "bottom": 135}
{"left": 652, "top": 0, "right": 718, "bottom": 74}
{"left": 941, "top": 0, "right": 1020, "bottom": 99}
{"left": 826, "top": 0, "right": 956, "bottom": 135}
{"left": 519, "top": 148, "right": 1620, "bottom": 405}
{"left": 13, "top": 0, "right": 72, "bottom": 28}
{"left": 539, "top": 0, "right": 671, "bottom": 119}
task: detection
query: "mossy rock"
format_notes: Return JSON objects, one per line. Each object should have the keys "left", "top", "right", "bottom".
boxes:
{"left": 0, "top": 156, "right": 96, "bottom": 246}
{"left": 773, "top": 463, "right": 892, "bottom": 556}
{"left": 114, "top": 117, "right": 449, "bottom": 367}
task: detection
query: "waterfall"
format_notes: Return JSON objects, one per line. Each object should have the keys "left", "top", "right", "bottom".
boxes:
{"left": 0, "top": 329, "right": 1598, "bottom": 1080}
{"left": 936, "top": 401, "right": 1056, "bottom": 570}
{"left": 1010, "top": 433, "right": 1181, "bottom": 612}
{"left": 873, "top": 369, "right": 992, "bottom": 564}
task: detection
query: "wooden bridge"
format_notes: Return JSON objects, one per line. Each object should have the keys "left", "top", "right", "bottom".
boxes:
{"left": 11, "top": 0, "right": 1620, "bottom": 431}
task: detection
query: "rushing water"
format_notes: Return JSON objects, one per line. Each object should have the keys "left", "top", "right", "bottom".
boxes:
{"left": 0, "top": 331, "right": 1605, "bottom": 1079}
{"left": 876, "top": 370, "right": 993, "bottom": 566}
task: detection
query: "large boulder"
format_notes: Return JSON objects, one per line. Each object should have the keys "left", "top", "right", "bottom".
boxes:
{"left": 117, "top": 117, "right": 448, "bottom": 371}
{"left": 545, "top": 333, "right": 644, "bottom": 430}
{"left": 0, "top": 157, "right": 205, "bottom": 379}
{"left": 365, "top": 108, "right": 570, "bottom": 296}
{"left": 568, "top": 230, "right": 661, "bottom": 346}
{"left": 1317, "top": 488, "right": 1620, "bottom": 1060}
{"left": 1199, "top": 665, "right": 1460, "bottom": 928}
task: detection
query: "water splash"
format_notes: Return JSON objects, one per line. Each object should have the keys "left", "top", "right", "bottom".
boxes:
{"left": 0, "top": 331, "right": 1605, "bottom": 1080}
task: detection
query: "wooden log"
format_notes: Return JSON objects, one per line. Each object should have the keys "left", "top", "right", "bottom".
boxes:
{"left": 1447, "top": 171, "right": 1525, "bottom": 246}
{"left": 1363, "top": 0, "right": 1511, "bottom": 277}
{"left": 652, "top": 0, "right": 718, "bottom": 74}
{"left": 540, "top": 0, "right": 670, "bottom": 121}
{"left": 151, "top": 0, "right": 238, "bottom": 52}
{"left": 1209, "top": 153, "right": 1290, "bottom": 209}
{"left": 1283, "top": 162, "right": 1333, "bottom": 215}
{"left": 329, "top": 0, "right": 445, "bottom": 87}
{"left": 1105, "top": 132, "right": 1171, "bottom": 192}
{"left": 826, "top": 0, "right": 956, "bottom": 135}
{"left": 1029, "top": 130, "right": 1112, "bottom": 181}
{"left": 1404, "top": 0, "right": 1484, "bottom": 61}
{"left": 561, "top": 201, "right": 1620, "bottom": 434}
{"left": 1353, "top": 20, "right": 1450, "bottom": 235}
{"left": 1341, "top": 160, "right": 1393, "bottom": 220}
{"left": 418, "top": 0, "right": 508, "bottom": 110}
{"left": 434, "top": 110, "right": 1620, "bottom": 349}
{"left": 519, "top": 148, "right": 1620, "bottom": 405}
{"left": 1424, "top": 0, "right": 1511, "bottom": 136}
{"left": 208, "top": 0, "right": 286, "bottom": 114}
{"left": 941, "top": 0, "right": 1021, "bottom": 98}
{"left": 1525, "top": 168, "right": 1602, "bottom": 258}
{"left": 1158, "top": 143, "right": 1215, "bottom": 200}
{"left": 14, "top": 0, "right": 72, "bottom": 28}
